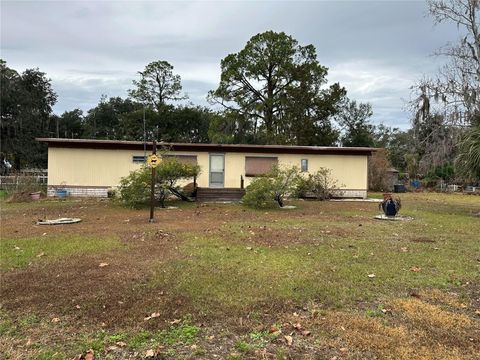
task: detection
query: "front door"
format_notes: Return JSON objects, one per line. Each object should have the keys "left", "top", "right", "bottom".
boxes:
{"left": 209, "top": 154, "right": 224, "bottom": 188}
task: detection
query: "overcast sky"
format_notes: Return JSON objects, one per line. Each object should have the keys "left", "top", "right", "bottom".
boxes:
{"left": 1, "top": 0, "right": 458, "bottom": 128}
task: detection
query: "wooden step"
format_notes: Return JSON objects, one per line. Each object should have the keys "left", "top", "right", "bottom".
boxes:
{"left": 196, "top": 187, "right": 245, "bottom": 202}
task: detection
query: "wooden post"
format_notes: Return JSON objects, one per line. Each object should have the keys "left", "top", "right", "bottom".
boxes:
{"left": 149, "top": 140, "right": 157, "bottom": 223}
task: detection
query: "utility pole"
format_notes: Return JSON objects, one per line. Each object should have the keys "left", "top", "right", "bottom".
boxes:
{"left": 149, "top": 140, "right": 157, "bottom": 223}
{"left": 143, "top": 106, "right": 146, "bottom": 162}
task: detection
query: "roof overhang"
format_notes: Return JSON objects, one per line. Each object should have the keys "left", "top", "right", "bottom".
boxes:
{"left": 36, "top": 138, "right": 378, "bottom": 156}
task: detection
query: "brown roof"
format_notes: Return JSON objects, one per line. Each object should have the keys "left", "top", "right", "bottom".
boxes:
{"left": 36, "top": 138, "right": 377, "bottom": 156}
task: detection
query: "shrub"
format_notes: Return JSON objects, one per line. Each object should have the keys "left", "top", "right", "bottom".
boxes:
{"left": 117, "top": 158, "right": 200, "bottom": 208}
{"left": 368, "top": 149, "right": 391, "bottom": 191}
{"left": 243, "top": 166, "right": 300, "bottom": 208}
{"left": 117, "top": 166, "right": 151, "bottom": 208}
{"left": 155, "top": 158, "right": 201, "bottom": 207}
{"left": 296, "top": 167, "right": 343, "bottom": 200}
{"left": 242, "top": 176, "right": 276, "bottom": 209}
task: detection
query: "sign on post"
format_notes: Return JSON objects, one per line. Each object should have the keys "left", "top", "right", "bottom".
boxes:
{"left": 147, "top": 154, "right": 160, "bottom": 168}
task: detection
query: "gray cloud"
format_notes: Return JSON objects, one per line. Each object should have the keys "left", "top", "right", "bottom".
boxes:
{"left": 1, "top": 0, "right": 459, "bottom": 129}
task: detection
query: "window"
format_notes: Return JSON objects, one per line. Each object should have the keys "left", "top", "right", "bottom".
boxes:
{"left": 245, "top": 156, "right": 278, "bottom": 177}
{"left": 301, "top": 159, "right": 308, "bottom": 172}
{"left": 132, "top": 155, "right": 146, "bottom": 163}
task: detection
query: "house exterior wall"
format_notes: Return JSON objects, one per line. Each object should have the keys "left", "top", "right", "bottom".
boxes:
{"left": 47, "top": 147, "right": 368, "bottom": 198}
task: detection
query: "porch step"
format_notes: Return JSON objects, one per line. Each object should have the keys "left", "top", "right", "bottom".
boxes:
{"left": 196, "top": 187, "right": 245, "bottom": 202}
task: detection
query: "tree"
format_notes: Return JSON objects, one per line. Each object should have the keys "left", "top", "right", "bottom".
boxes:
{"left": 415, "top": 0, "right": 479, "bottom": 126}
{"left": 47, "top": 109, "right": 84, "bottom": 139}
{"left": 84, "top": 96, "right": 142, "bottom": 139}
{"left": 0, "top": 60, "right": 57, "bottom": 169}
{"left": 129, "top": 60, "right": 186, "bottom": 111}
{"left": 208, "top": 31, "right": 344, "bottom": 145}
{"left": 336, "top": 100, "right": 375, "bottom": 147}
{"left": 455, "top": 125, "right": 480, "bottom": 180}
{"left": 370, "top": 124, "right": 419, "bottom": 173}
{"left": 282, "top": 82, "right": 344, "bottom": 146}
{"left": 415, "top": 113, "right": 459, "bottom": 175}
{"left": 243, "top": 165, "right": 300, "bottom": 208}
{"left": 117, "top": 157, "right": 200, "bottom": 208}
{"left": 155, "top": 158, "right": 201, "bottom": 207}
{"left": 407, "top": 1, "right": 479, "bottom": 180}
{"left": 161, "top": 106, "right": 212, "bottom": 143}
{"left": 118, "top": 105, "right": 212, "bottom": 143}
{"left": 208, "top": 111, "right": 258, "bottom": 144}
{"left": 117, "top": 106, "right": 158, "bottom": 141}
{"left": 368, "top": 149, "right": 392, "bottom": 191}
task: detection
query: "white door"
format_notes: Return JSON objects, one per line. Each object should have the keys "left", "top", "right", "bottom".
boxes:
{"left": 209, "top": 154, "right": 224, "bottom": 188}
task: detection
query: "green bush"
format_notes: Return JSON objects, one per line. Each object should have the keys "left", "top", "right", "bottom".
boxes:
{"left": 242, "top": 176, "right": 276, "bottom": 209}
{"left": 243, "top": 166, "right": 300, "bottom": 208}
{"left": 155, "top": 158, "right": 201, "bottom": 207}
{"left": 117, "top": 166, "right": 151, "bottom": 208}
{"left": 117, "top": 158, "right": 200, "bottom": 208}
{"left": 296, "top": 167, "right": 342, "bottom": 200}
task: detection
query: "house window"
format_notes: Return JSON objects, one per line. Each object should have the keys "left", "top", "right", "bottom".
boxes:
{"left": 301, "top": 159, "right": 308, "bottom": 172}
{"left": 245, "top": 156, "right": 278, "bottom": 177}
{"left": 132, "top": 155, "right": 146, "bottom": 163}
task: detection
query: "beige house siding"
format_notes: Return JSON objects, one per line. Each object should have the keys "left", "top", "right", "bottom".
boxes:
{"left": 224, "top": 152, "right": 367, "bottom": 190}
{"left": 47, "top": 147, "right": 368, "bottom": 198}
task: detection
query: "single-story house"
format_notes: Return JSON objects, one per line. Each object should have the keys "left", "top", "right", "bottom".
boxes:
{"left": 37, "top": 138, "right": 376, "bottom": 200}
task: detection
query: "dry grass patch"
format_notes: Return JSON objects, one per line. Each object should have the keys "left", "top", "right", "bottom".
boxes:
{"left": 391, "top": 298, "right": 473, "bottom": 331}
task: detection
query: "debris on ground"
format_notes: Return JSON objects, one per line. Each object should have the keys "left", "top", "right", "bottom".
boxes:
{"left": 373, "top": 214, "right": 414, "bottom": 221}
{"left": 37, "top": 218, "right": 82, "bottom": 225}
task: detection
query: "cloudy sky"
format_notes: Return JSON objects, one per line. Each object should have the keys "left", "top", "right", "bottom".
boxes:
{"left": 1, "top": 0, "right": 458, "bottom": 128}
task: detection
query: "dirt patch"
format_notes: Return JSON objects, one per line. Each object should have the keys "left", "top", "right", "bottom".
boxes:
{"left": 2, "top": 196, "right": 479, "bottom": 359}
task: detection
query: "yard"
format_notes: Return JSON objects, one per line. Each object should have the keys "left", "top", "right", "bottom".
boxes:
{"left": 1, "top": 193, "right": 479, "bottom": 359}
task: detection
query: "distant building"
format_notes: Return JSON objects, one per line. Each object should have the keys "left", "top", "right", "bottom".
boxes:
{"left": 387, "top": 168, "right": 400, "bottom": 191}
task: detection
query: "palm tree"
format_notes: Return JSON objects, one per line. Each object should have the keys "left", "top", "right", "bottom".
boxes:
{"left": 455, "top": 126, "right": 480, "bottom": 181}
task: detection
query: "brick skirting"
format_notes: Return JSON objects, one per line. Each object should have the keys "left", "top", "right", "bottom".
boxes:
{"left": 48, "top": 186, "right": 109, "bottom": 198}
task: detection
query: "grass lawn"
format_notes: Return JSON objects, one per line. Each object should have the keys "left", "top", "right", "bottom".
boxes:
{"left": 0, "top": 193, "right": 479, "bottom": 359}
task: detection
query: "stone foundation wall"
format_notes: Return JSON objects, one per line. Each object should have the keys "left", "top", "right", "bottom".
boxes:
{"left": 48, "top": 186, "right": 109, "bottom": 198}
{"left": 46, "top": 186, "right": 366, "bottom": 200}
{"left": 333, "top": 189, "right": 367, "bottom": 199}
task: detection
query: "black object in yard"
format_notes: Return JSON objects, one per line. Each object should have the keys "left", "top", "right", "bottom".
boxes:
{"left": 379, "top": 197, "right": 401, "bottom": 217}
{"left": 394, "top": 184, "right": 406, "bottom": 193}
{"left": 385, "top": 200, "right": 397, "bottom": 216}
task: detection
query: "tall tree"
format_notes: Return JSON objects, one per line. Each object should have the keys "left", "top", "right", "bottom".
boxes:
{"left": 336, "top": 100, "right": 375, "bottom": 147}
{"left": 208, "top": 111, "right": 256, "bottom": 144}
{"left": 118, "top": 105, "right": 212, "bottom": 143}
{"left": 208, "top": 31, "right": 344, "bottom": 145}
{"left": 162, "top": 106, "right": 212, "bottom": 143}
{"left": 47, "top": 109, "right": 84, "bottom": 138}
{"left": 0, "top": 60, "right": 57, "bottom": 169}
{"left": 415, "top": 0, "right": 479, "bottom": 126}
{"left": 372, "top": 125, "right": 414, "bottom": 172}
{"left": 410, "top": 1, "right": 479, "bottom": 180}
{"left": 84, "top": 96, "right": 141, "bottom": 139}
{"left": 128, "top": 60, "right": 186, "bottom": 112}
